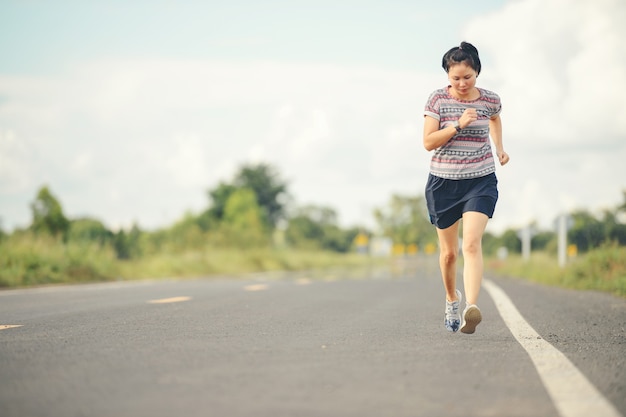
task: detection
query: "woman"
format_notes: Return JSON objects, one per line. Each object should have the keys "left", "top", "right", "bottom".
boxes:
{"left": 423, "top": 41, "right": 509, "bottom": 334}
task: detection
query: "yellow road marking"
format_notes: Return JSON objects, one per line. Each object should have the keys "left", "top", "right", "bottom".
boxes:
{"left": 148, "top": 296, "right": 191, "bottom": 304}
{"left": 244, "top": 284, "right": 268, "bottom": 292}
{"left": 0, "top": 325, "right": 23, "bottom": 330}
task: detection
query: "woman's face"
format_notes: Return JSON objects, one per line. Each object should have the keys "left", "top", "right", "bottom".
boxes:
{"left": 448, "top": 62, "right": 478, "bottom": 99}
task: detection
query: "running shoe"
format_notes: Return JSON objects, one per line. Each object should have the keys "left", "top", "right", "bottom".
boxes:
{"left": 460, "top": 304, "right": 482, "bottom": 334}
{"left": 444, "top": 289, "right": 462, "bottom": 332}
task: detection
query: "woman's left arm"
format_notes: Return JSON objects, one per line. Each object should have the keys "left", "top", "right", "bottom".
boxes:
{"left": 489, "top": 114, "right": 510, "bottom": 166}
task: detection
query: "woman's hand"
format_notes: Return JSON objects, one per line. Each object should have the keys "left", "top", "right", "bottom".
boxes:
{"left": 497, "top": 150, "right": 510, "bottom": 166}
{"left": 459, "top": 108, "right": 478, "bottom": 129}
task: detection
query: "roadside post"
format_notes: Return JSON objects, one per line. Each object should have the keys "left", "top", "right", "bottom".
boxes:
{"left": 556, "top": 214, "right": 573, "bottom": 268}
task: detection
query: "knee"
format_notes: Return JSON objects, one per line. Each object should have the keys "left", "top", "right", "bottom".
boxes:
{"left": 462, "top": 239, "right": 482, "bottom": 257}
{"left": 440, "top": 248, "right": 458, "bottom": 266}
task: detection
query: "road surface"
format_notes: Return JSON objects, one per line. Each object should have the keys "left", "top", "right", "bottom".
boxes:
{"left": 0, "top": 258, "right": 624, "bottom": 417}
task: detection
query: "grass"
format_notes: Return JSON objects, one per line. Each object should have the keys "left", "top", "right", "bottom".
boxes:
{"left": 0, "top": 234, "right": 382, "bottom": 288}
{"left": 114, "top": 247, "right": 381, "bottom": 280}
{"left": 486, "top": 245, "right": 626, "bottom": 298}
{"left": 0, "top": 234, "right": 118, "bottom": 287}
{"left": 2, "top": 233, "right": 625, "bottom": 298}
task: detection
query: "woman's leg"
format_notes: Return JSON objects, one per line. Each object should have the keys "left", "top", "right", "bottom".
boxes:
{"left": 436, "top": 220, "right": 461, "bottom": 302}
{"left": 461, "top": 211, "right": 489, "bottom": 305}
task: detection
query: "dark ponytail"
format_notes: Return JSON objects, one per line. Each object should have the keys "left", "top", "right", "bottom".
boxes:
{"left": 441, "top": 41, "right": 482, "bottom": 75}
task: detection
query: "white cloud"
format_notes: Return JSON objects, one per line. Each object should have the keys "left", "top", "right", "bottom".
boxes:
{"left": 265, "top": 106, "right": 334, "bottom": 162}
{"left": 370, "top": 121, "right": 427, "bottom": 183}
{"left": 0, "top": 58, "right": 437, "bottom": 230}
{"left": 0, "top": 130, "right": 33, "bottom": 193}
{"left": 463, "top": 0, "right": 626, "bottom": 231}
{"left": 163, "top": 134, "right": 210, "bottom": 188}
{"left": 465, "top": 0, "right": 626, "bottom": 145}
{"left": 1, "top": 0, "right": 625, "bottom": 234}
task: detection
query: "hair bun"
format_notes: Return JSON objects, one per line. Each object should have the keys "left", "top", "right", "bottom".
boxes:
{"left": 460, "top": 42, "right": 479, "bottom": 57}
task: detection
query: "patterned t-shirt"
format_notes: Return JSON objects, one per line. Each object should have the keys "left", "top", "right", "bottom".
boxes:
{"left": 424, "top": 87, "right": 502, "bottom": 179}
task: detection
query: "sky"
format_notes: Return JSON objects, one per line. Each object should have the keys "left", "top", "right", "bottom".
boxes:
{"left": 1, "top": 0, "right": 625, "bottom": 235}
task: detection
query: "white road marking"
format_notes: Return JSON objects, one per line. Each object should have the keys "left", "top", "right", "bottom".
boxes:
{"left": 147, "top": 296, "right": 191, "bottom": 304}
{"left": 483, "top": 279, "right": 622, "bottom": 417}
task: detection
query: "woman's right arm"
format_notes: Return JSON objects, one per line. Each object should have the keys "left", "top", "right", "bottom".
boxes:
{"left": 423, "top": 109, "right": 477, "bottom": 151}
{"left": 423, "top": 116, "right": 456, "bottom": 151}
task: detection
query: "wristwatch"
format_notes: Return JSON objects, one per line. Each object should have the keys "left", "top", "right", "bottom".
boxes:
{"left": 452, "top": 121, "right": 462, "bottom": 133}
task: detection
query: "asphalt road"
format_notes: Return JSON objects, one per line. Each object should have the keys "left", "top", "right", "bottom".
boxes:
{"left": 0, "top": 258, "right": 624, "bottom": 417}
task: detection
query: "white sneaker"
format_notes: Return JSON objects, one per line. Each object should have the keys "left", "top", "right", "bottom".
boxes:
{"left": 444, "top": 289, "right": 462, "bottom": 332}
{"left": 460, "top": 304, "right": 482, "bottom": 334}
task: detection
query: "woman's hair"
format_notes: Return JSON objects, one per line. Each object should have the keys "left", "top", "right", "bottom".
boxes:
{"left": 442, "top": 41, "right": 481, "bottom": 75}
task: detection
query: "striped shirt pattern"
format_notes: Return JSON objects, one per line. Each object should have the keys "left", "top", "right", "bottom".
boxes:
{"left": 424, "top": 87, "right": 501, "bottom": 179}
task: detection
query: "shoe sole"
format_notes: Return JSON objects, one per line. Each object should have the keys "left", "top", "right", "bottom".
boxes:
{"left": 460, "top": 306, "right": 482, "bottom": 334}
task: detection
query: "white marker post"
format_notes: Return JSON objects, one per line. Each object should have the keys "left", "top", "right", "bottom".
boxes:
{"left": 517, "top": 225, "right": 534, "bottom": 262}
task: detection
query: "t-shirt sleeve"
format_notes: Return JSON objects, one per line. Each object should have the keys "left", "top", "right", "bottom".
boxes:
{"left": 486, "top": 91, "right": 502, "bottom": 117}
{"left": 424, "top": 91, "right": 441, "bottom": 121}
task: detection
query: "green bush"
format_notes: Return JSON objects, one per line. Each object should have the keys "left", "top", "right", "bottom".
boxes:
{"left": 487, "top": 245, "right": 626, "bottom": 297}
{"left": 565, "top": 244, "right": 626, "bottom": 295}
{"left": 0, "top": 232, "right": 379, "bottom": 288}
{"left": 0, "top": 233, "right": 117, "bottom": 287}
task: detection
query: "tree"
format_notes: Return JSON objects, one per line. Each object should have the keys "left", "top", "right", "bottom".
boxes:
{"left": 207, "top": 163, "right": 288, "bottom": 230}
{"left": 599, "top": 210, "right": 626, "bottom": 247}
{"left": 532, "top": 230, "right": 556, "bottom": 252}
{"left": 320, "top": 225, "right": 359, "bottom": 253}
{"left": 206, "top": 182, "right": 238, "bottom": 225}
{"left": 568, "top": 210, "right": 605, "bottom": 252}
{"left": 166, "top": 211, "right": 207, "bottom": 250}
{"left": 285, "top": 215, "right": 324, "bottom": 249}
{"left": 68, "top": 218, "right": 113, "bottom": 245}
{"left": 285, "top": 205, "right": 356, "bottom": 252}
{"left": 499, "top": 229, "right": 522, "bottom": 253}
{"left": 30, "top": 186, "right": 69, "bottom": 238}
{"left": 373, "top": 194, "right": 435, "bottom": 247}
{"left": 234, "top": 163, "right": 288, "bottom": 228}
{"left": 113, "top": 223, "right": 142, "bottom": 259}
{"left": 482, "top": 231, "right": 500, "bottom": 256}
{"left": 605, "top": 191, "right": 626, "bottom": 245}
{"left": 220, "top": 188, "right": 269, "bottom": 247}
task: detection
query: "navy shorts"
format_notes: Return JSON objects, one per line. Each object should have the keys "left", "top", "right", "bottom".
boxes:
{"left": 425, "top": 173, "right": 498, "bottom": 229}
